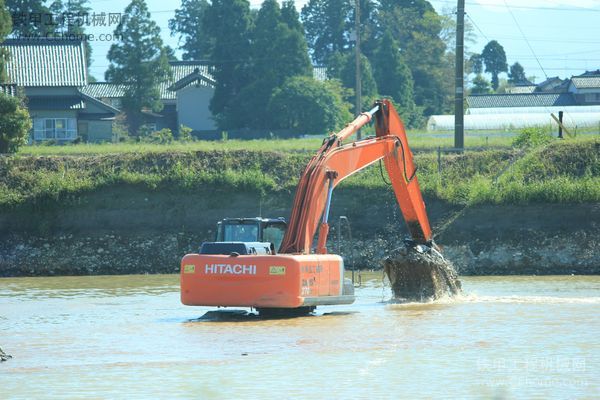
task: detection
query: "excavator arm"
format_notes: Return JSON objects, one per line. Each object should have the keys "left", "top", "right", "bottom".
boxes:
{"left": 279, "top": 99, "right": 432, "bottom": 255}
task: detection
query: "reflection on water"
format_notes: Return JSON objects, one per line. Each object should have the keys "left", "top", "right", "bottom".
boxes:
{"left": 0, "top": 274, "right": 598, "bottom": 399}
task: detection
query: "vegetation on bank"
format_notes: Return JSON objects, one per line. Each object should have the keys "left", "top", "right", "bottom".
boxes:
{"left": 17, "top": 132, "right": 518, "bottom": 156}
{"left": 1, "top": 136, "right": 598, "bottom": 208}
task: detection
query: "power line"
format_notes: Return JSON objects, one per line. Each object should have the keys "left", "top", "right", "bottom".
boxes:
{"left": 465, "top": 13, "right": 488, "bottom": 42}
{"left": 502, "top": 0, "right": 548, "bottom": 79}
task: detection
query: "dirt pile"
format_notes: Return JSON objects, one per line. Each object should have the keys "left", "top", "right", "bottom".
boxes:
{"left": 383, "top": 245, "right": 461, "bottom": 302}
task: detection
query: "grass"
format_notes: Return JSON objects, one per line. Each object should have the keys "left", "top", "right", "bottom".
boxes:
{"left": 2, "top": 135, "right": 598, "bottom": 208}
{"left": 16, "top": 131, "right": 521, "bottom": 156}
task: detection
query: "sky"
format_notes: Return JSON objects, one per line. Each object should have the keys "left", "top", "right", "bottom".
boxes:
{"left": 83, "top": 0, "right": 600, "bottom": 84}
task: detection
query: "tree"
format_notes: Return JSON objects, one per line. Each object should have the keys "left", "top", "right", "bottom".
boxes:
{"left": 280, "top": 0, "right": 303, "bottom": 33}
{"left": 376, "top": 0, "right": 449, "bottom": 116}
{"left": 231, "top": 0, "right": 312, "bottom": 129}
{"left": 372, "top": 30, "right": 420, "bottom": 127}
{"left": 481, "top": 40, "right": 507, "bottom": 90}
{"left": 0, "top": 92, "right": 31, "bottom": 153}
{"left": 105, "top": 0, "right": 171, "bottom": 134}
{"left": 470, "top": 74, "right": 491, "bottom": 94}
{"left": 6, "top": 0, "right": 53, "bottom": 36}
{"left": 168, "top": 0, "right": 212, "bottom": 61}
{"left": 470, "top": 53, "right": 483, "bottom": 75}
{"left": 301, "top": 0, "right": 352, "bottom": 65}
{"left": 0, "top": 0, "right": 11, "bottom": 82}
{"left": 203, "top": 0, "right": 253, "bottom": 126}
{"left": 339, "top": 52, "right": 377, "bottom": 113}
{"left": 267, "top": 76, "right": 352, "bottom": 135}
{"left": 508, "top": 62, "right": 527, "bottom": 84}
{"left": 49, "top": 0, "right": 92, "bottom": 76}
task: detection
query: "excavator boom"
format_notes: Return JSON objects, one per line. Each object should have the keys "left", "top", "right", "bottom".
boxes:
{"left": 280, "top": 99, "right": 432, "bottom": 254}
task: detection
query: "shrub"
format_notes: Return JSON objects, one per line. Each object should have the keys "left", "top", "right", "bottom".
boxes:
{"left": 178, "top": 125, "right": 194, "bottom": 142}
{"left": 267, "top": 76, "right": 352, "bottom": 135}
{"left": 512, "top": 126, "right": 553, "bottom": 148}
{"left": 0, "top": 92, "right": 32, "bottom": 153}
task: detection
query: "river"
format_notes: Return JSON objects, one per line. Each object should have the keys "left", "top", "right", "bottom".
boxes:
{"left": 1, "top": 274, "right": 598, "bottom": 399}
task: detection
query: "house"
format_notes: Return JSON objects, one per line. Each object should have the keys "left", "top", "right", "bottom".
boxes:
{"left": 505, "top": 79, "right": 536, "bottom": 94}
{"left": 84, "top": 64, "right": 328, "bottom": 136}
{"left": 534, "top": 76, "right": 569, "bottom": 93}
{"left": 427, "top": 69, "right": 600, "bottom": 131}
{"left": 0, "top": 38, "right": 119, "bottom": 143}
{"left": 568, "top": 70, "right": 600, "bottom": 105}
{"left": 82, "top": 61, "right": 217, "bottom": 135}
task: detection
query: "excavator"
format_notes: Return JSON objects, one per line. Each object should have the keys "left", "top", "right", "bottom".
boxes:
{"left": 180, "top": 99, "right": 436, "bottom": 314}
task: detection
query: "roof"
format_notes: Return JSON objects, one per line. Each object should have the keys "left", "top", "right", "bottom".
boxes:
{"left": 168, "top": 67, "right": 216, "bottom": 92}
{"left": 161, "top": 62, "right": 214, "bottom": 100}
{"left": 571, "top": 76, "right": 600, "bottom": 89}
{"left": 467, "top": 93, "right": 576, "bottom": 108}
{"left": 505, "top": 85, "right": 536, "bottom": 94}
{"left": 313, "top": 66, "right": 327, "bottom": 81}
{"left": 83, "top": 62, "right": 215, "bottom": 101}
{"left": 81, "top": 82, "right": 127, "bottom": 98}
{"left": 0, "top": 84, "right": 17, "bottom": 96}
{"left": 0, "top": 38, "right": 87, "bottom": 87}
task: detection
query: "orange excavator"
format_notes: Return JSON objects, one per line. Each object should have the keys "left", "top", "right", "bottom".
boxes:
{"left": 180, "top": 99, "right": 433, "bottom": 314}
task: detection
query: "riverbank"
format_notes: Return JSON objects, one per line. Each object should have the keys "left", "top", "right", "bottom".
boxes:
{"left": 1, "top": 137, "right": 598, "bottom": 276}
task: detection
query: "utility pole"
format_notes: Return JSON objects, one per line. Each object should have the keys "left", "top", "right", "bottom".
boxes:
{"left": 355, "top": 0, "right": 362, "bottom": 140}
{"left": 454, "top": 0, "right": 465, "bottom": 150}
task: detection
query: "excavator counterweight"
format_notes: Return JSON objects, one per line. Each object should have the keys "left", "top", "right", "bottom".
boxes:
{"left": 180, "top": 100, "right": 440, "bottom": 312}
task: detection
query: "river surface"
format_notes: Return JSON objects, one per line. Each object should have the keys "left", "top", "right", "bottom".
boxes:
{"left": 1, "top": 274, "right": 598, "bottom": 399}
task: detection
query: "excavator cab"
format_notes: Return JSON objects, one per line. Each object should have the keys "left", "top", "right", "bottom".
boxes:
{"left": 215, "top": 218, "right": 287, "bottom": 251}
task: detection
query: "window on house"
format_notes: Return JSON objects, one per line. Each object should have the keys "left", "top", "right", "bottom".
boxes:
{"left": 33, "top": 118, "right": 77, "bottom": 140}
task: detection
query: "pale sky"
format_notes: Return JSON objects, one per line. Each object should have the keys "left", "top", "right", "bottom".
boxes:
{"left": 83, "top": 0, "right": 600, "bottom": 84}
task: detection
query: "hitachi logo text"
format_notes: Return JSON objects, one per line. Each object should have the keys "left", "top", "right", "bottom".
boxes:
{"left": 205, "top": 264, "right": 257, "bottom": 275}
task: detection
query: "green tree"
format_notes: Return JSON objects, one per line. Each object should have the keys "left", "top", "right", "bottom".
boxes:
{"left": 508, "top": 62, "right": 527, "bottom": 84}
{"left": 204, "top": 0, "right": 253, "bottom": 127}
{"left": 49, "top": 0, "right": 92, "bottom": 76}
{"left": 470, "top": 74, "right": 491, "bottom": 94}
{"left": 470, "top": 53, "right": 483, "bottom": 74}
{"left": 105, "top": 0, "right": 171, "bottom": 134}
{"left": 0, "top": 92, "right": 31, "bottom": 153}
{"left": 0, "top": 0, "right": 11, "bottom": 82}
{"left": 371, "top": 30, "right": 421, "bottom": 127}
{"left": 376, "top": 0, "right": 449, "bottom": 116}
{"left": 280, "top": 0, "right": 303, "bottom": 33}
{"left": 301, "top": 0, "right": 352, "bottom": 65}
{"left": 231, "top": 0, "right": 312, "bottom": 129}
{"left": 301, "top": 0, "right": 377, "bottom": 64}
{"left": 339, "top": 52, "right": 377, "bottom": 113}
{"left": 481, "top": 40, "right": 508, "bottom": 90}
{"left": 6, "top": 0, "right": 53, "bottom": 36}
{"left": 168, "top": 0, "right": 212, "bottom": 61}
{"left": 267, "top": 76, "right": 352, "bottom": 135}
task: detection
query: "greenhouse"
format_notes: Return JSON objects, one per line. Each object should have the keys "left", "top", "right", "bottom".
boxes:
{"left": 427, "top": 110, "right": 600, "bottom": 131}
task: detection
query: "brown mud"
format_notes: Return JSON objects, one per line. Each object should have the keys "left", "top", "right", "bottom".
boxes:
{"left": 383, "top": 245, "right": 462, "bottom": 302}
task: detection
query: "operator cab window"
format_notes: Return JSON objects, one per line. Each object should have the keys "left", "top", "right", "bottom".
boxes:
{"left": 223, "top": 223, "right": 259, "bottom": 242}
{"left": 263, "top": 223, "right": 286, "bottom": 251}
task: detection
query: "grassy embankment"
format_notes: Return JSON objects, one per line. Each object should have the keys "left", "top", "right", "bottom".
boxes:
{"left": 16, "top": 132, "right": 515, "bottom": 155}
{"left": 2, "top": 135, "right": 599, "bottom": 208}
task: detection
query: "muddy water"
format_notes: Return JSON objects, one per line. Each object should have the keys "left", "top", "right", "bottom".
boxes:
{"left": 1, "top": 274, "right": 598, "bottom": 399}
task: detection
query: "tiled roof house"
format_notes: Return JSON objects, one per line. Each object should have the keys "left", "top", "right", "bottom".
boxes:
{"left": 82, "top": 61, "right": 218, "bottom": 133}
{"left": 0, "top": 38, "right": 119, "bottom": 143}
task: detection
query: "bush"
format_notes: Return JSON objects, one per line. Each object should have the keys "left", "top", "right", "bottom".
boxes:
{"left": 142, "top": 128, "right": 174, "bottom": 144}
{"left": 178, "top": 125, "right": 194, "bottom": 142}
{"left": 513, "top": 126, "right": 553, "bottom": 148}
{"left": 267, "top": 76, "right": 352, "bottom": 135}
{"left": 0, "top": 93, "right": 32, "bottom": 153}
